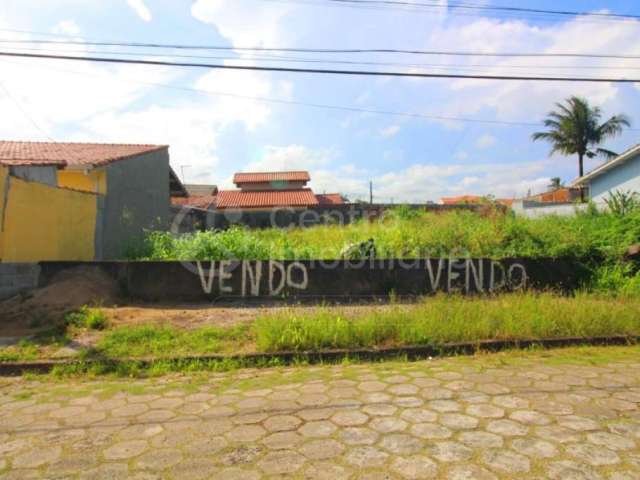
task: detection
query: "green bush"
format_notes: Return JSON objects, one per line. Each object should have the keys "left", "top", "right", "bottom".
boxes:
{"left": 65, "top": 306, "right": 109, "bottom": 330}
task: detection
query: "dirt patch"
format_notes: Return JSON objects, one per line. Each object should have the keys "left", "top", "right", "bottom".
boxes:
{"left": 103, "top": 302, "right": 409, "bottom": 330}
{"left": 0, "top": 266, "right": 120, "bottom": 336}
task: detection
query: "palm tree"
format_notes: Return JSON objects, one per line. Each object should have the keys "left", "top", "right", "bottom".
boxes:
{"left": 532, "top": 96, "right": 630, "bottom": 200}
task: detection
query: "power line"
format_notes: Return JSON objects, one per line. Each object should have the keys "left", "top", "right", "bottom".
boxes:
{"left": 2, "top": 51, "right": 640, "bottom": 83}
{"left": 0, "top": 81, "right": 54, "bottom": 141}
{"left": 4, "top": 39, "right": 640, "bottom": 60}
{"left": 9, "top": 45, "right": 640, "bottom": 73}
{"left": 0, "top": 58, "right": 540, "bottom": 127}
{"left": 319, "top": 0, "right": 640, "bottom": 20}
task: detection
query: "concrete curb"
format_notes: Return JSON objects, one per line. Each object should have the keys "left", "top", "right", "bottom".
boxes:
{"left": 1, "top": 335, "right": 637, "bottom": 376}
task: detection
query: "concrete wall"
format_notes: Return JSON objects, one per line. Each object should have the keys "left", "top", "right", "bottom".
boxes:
{"left": 0, "top": 263, "right": 40, "bottom": 300}
{"left": 9, "top": 166, "right": 58, "bottom": 187}
{"left": 590, "top": 153, "right": 640, "bottom": 204}
{"left": 0, "top": 174, "right": 99, "bottom": 262}
{"left": 36, "top": 258, "right": 589, "bottom": 302}
{"left": 100, "top": 149, "right": 170, "bottom": 259}
{"left": 512, "top": 200, "right": 588, "bottom": 218}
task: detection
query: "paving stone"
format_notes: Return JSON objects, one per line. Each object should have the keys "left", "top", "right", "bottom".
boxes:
{"left": 509, "top": 410, "right": 552, "bottom": 425}
{"left": 481, "top": 449, "right": 530, "bottom": 474}
{"left": 331, "top": 410, "right": 369, "bottom": 426}
{"left": 359, "top": 381, "right": 388, "bottom": 392}
{"left": 217, "top": 466, "right": 261, "bottom": 480}
{"left": 363, "top": 403, "right": 398, "bottom": 416}
{"left": 390, "top": 455, "right": 438, "bottom": 479}
{"left": 258, "top": 450, "right": 306, "bottom": 474}
{"left": 339, "top": 427, "right": 379, "bottom": 445}
{"left": 264, "top": 414, "right": 302, "bottom": 432}
{"left": 299, "top": 420, "right": 337, "bottom": 437}
{"left": 559, "top": 416, "right": 602, "bottom": 432}
{"left": 447, "top": 465, "right": 498, "bottom": 480}
{"left": 586, "top": 431, "right": 636, "bottom": 450}
{"left": 458, "top": 431, "right": 504, "bottom": 448}
{"left": 135, "top": 448, "right": 183, "bottom": 470}
{"left": 379, "top": 434, "right": 423, "bottom": 455}
{"left": 511, "top": 438, "right": 558, "bottom": 458}
{"left": 300, "top": 439, "right": 345, "bottom": 459}
{"left": 411, "top": 422, "right": 453, "bottom": 439}
{"left": 428, "top": 399, "right": 460, "bottom": 412}
{"left": 566, "top": 443, "right": 621, "bottom": 466}
{"left": 546, "top": 460, "right": 603, "bottom": 480}
{"left": 225, "top": 425, "right": 267, "bottom": 442}
{"left": 466, "top": 404, "right": 504, "bottom": 419}
{"left": 12, "top": 446, "right": 62, "bottom": 468}
{"left": 370, "top": 417, "right": 408, "bottom": 433}
{"left": 304, "top": 461, "right": 353, "bottom": 480}
{"left": 486, "top": 419, "right": 528, "bottom": 436}
{"left": 103, "top": 440, "right": 149, "bottom": 460}
{"left": 345, "top": 446, "right": 389, "bottom": 467}
{"left": 440, "top": 413, "right": 478, "bottom": 430}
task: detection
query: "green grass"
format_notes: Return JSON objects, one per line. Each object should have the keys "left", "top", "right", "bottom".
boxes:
{"left": 95, "top": 324, "right": 252, "bottom": 358}
{"left": 65, "top": 306, "right": 109, "bottom": 330}
{"left": 130, "top": 207, "right": 640, "bottom": 261}
{"left": 254, "top": 293, "right": 640, "bottom": 352}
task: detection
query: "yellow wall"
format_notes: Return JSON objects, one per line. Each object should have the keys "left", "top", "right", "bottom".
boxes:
{"left": 1, "top": 175, "right": 98, "bottom": 262}
{"left": 0, "top": 166, "right": 8, "bottom": 259}
{"left": 58, "top": 169, "right": 107, "bottom": 194}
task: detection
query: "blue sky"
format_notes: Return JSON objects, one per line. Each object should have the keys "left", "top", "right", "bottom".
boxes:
{"left": 1, "top": 0, "right": 640, "bottom": 202}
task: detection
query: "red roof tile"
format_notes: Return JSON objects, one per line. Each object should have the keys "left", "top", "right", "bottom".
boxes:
{"left": 171, "top": 195, "right": 217, "bottom": 210}
{"left": 316, "top": 193, "right": 346, "bottom": 205}
{"left": 216, "top": 188, "right": 319, "bottom": 209}
{"left": 233, "top": 171, "right": 310, "bottom": 184}
{"left": 0, "top": 141, "right": 167, "bottom": 168}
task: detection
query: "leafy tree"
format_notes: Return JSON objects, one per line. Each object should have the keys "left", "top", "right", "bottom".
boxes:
{"left": 532, "top": 96, "right": 630, "bottom": 200}
{"left": 549, "top": 177, "right": 563, "bottom": 190}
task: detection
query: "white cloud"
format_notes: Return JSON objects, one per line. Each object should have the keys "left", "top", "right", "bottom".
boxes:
{"left": 191, "top": 0, "right": 291, "bottom": 47}
{"left": 476, "top": 134, "right": 496, "bottom": 149}
{"left": 380, "top": 125, "right": 401, "bottom": 138}
{"left": 127, "top": 0, "right": 152, "bottom": 22}
{"left": 51, "top": 19, "right": 81, "bottom": 36}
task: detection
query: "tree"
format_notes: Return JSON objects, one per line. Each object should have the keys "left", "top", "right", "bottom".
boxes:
{"left": 532, "top": 96, "right": 630, "bottom": 200}
{"left": 549, "top": 177, "right": 563, "bottom": 190}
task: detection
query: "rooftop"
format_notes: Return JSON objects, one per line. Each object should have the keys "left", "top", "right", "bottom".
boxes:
{"left": 216, "top": 188, "right": 319, "bottom": 209}
{"left": 0, "top": 141, "right": 168, "bottom": 169}
{"left": 233, "top": 171, "right": 310, "bottom": 184}
{"left": 572, "top": 143, "right": 640, "bottom": 186}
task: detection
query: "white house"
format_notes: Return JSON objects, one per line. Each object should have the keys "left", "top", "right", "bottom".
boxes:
{"left": 572, "top": 143, "right": 640, "bottom": 205}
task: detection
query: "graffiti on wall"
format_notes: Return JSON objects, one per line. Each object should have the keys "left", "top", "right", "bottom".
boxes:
{"left": 195, "top": 259, "right": 528, "bottom": 298}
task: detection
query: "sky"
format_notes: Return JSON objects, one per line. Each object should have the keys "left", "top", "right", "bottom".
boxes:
{"left": 1, "top": 0, "right": 640, "bottom": 202}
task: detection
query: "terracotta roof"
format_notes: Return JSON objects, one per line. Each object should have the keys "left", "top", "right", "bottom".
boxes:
{"left": 216, "top": 188, "right": 319, "bottom": 209}
{"left": 0, "top": 141, "right": 168, "bottom": 168}
{"left": 233, "top": 171, "right": 310, "bottom": 184}
{"left": 171, "top": 195, "right": 217, "bottom": 210}
{"left": 316, "top": 193, "right": 346, "bottom": 205}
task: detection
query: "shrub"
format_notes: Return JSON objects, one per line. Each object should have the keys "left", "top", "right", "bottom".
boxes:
{"left": 65, "top": 306, "right": 109, "bottom": 330}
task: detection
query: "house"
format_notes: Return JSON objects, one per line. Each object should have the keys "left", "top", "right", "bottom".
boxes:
{"left": 170, "top": 182, "right": 218, "bottom": 211}
{"left": 0, "top": 141, "right": 170, "bottom": 261}
{"left": 215, "top": 171, "right": 345, "bottom": 210}
{"left": 571, "top": 143, "right": 640, "bottom": 205}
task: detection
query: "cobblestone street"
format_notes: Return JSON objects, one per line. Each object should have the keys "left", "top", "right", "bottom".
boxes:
{"left": 1, "top": 348, "right": 640, "bottom": 479}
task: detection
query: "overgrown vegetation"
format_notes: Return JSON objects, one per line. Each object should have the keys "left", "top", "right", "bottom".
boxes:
{"left": 128, "top": 206, "right": 640, "bottom": 294}
{"left": 65, "top": 306, "right": 109, "bottom": 330}
{"left": 254, "top": 293, "right": 640, "bottom": 352}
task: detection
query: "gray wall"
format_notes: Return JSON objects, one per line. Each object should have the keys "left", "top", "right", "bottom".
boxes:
{"left": 9, "top": 166, "right": 58, "bottom": 187}
{"left": 100, "top": 149, "right": 170, "bottom": 259}
{"left": 590, "top": 153, "right": 640, "bottom": 205}
{"left": 0, "top": 263, "right": 40, "bottom": 300}
{"left": 512, "top": 200, "right": 587, "bottom": 218}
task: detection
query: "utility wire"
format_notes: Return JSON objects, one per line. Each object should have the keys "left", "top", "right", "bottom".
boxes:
{"left": 0, "top": 58, "right": 539, "bottom": 127}
{"left": 319, "top": 0, "right": 640, "bottom": 20}
{"left": 1, "top": 51, "right": 640, "bottom": 83}
{"left": 9, "top": 45, "right": 640, "bottom": 72}
{"left": 4, "top": 39, "right": 640, "bottom": 60}
{"left": 0, "top": 80, "right": 54, "bottom": 141}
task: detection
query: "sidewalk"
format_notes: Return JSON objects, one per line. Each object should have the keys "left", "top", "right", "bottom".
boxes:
{"left": 1, "top": 347, "right": 639, "bottom": 479}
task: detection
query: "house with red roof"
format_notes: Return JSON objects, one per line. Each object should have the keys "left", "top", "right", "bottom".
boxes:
{"left": 173, "top": 170, "right": 346, "bottom": 213}
{"left": 0, "top": 141, "right": 170, "bottom": 261}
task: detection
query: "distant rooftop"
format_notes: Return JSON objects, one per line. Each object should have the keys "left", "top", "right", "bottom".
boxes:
{"left": 233, "top": 171, "right": 310, "bottom": 184}
{"left": 0, "top": 141, "right": 168, "bottom": 168}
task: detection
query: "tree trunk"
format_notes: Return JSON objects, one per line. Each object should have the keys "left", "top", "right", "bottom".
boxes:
{"left": 579, "top": 152, "right": 585, "bottom": 203}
